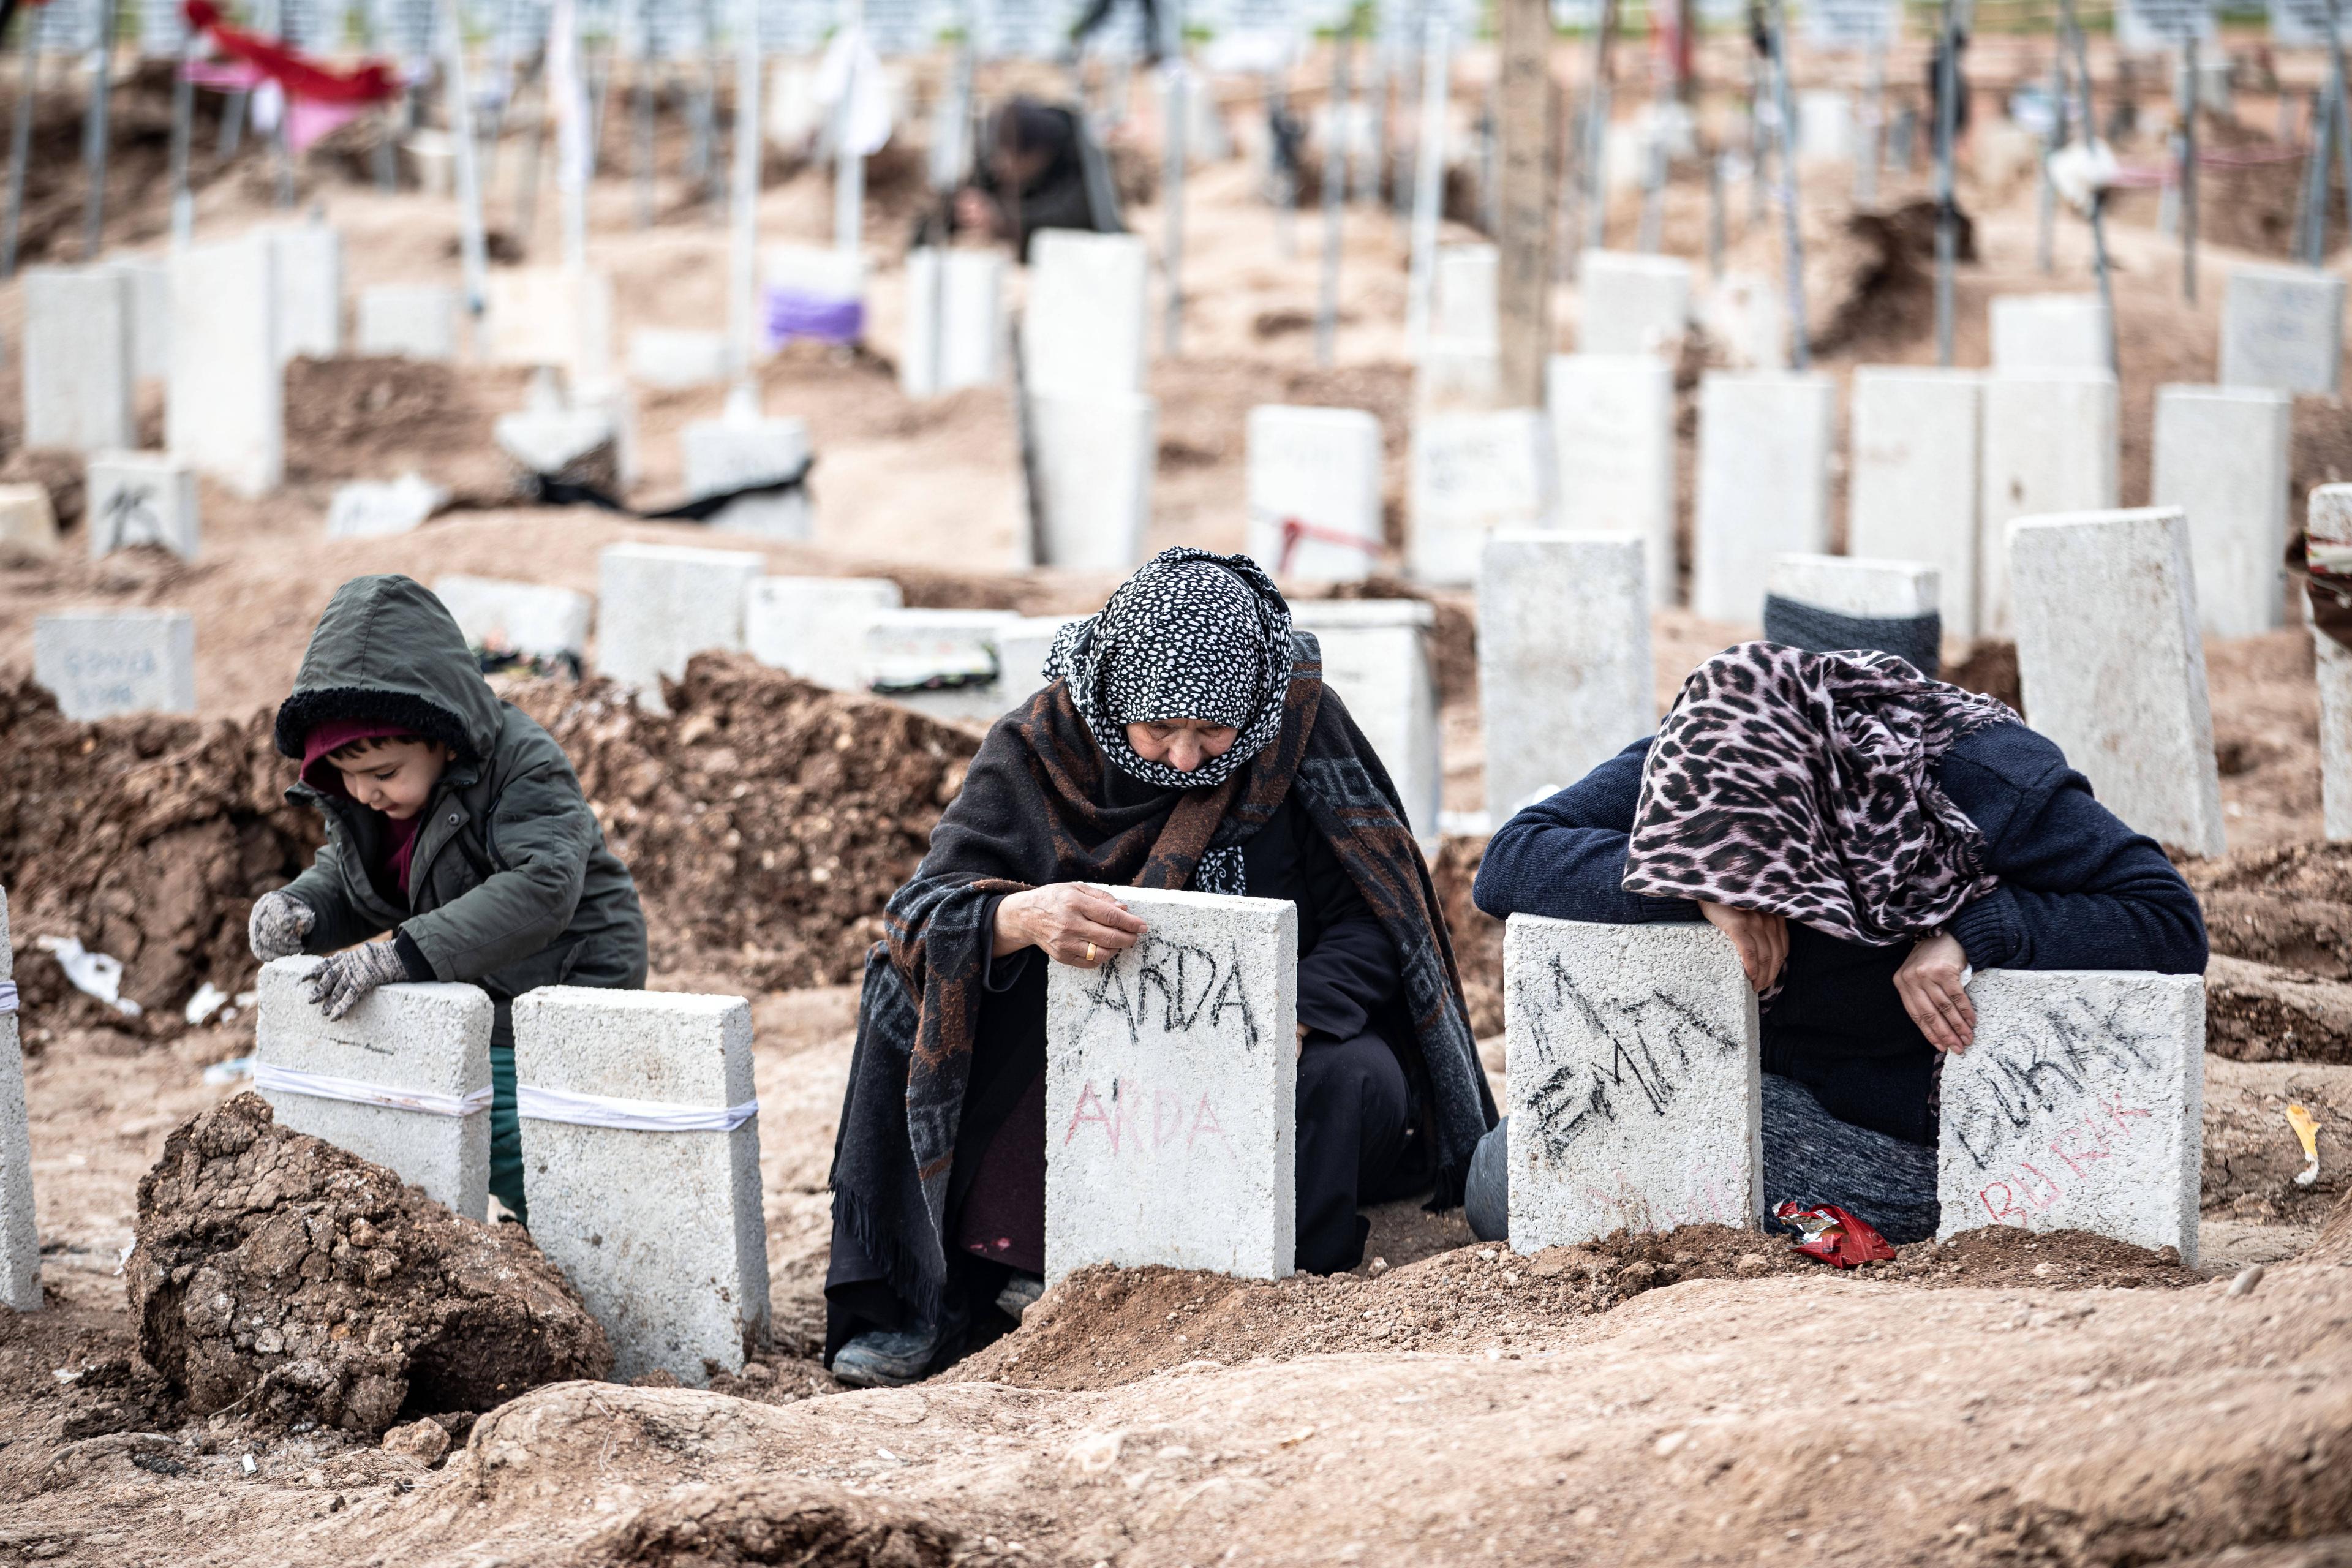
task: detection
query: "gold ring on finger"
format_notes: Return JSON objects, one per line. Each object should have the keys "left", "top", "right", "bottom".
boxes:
{"left": 1085, "top": 941, "right": 1097, "bottom": 963}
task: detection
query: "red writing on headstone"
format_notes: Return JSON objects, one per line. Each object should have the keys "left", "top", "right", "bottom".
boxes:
{"left": 1062, "top": 1080, "right": 1235, "bottom": 1158}
{"left": 1978, "top": 1097, "right": 2154, "bottom": 1226}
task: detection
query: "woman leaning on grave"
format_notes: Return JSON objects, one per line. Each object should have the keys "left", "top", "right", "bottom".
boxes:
{"left": 823, "top": 548, "right": 1495, "bottom": 1387}
{"left": 1464, "top": 643, "right": 2208, "bottom": 1249}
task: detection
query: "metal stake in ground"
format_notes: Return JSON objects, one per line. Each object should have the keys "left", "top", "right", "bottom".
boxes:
{"left": 2059, "top": 0, "right": 2117, "bottom": 377}
{"left": 1932, "top": 0, "right": 1958, "bottom": 364}
{"left": 1161, "top": 0, "right": 1188, "bottom": 356}
{"left": 728, "top": 0, "right": 759, "bottom": 385}
{"left": 1314, "top": 29, "right": 1352, "bottom": 368}
{"left": 2328, "top": 0, "right": 2352, "bottom": 260}
{"left": 2180, "top": 38, "right": 2198, "bottom": 302}
{"left": 1856, "top": 29, "right": 1883, "bottom": 206}
{"left": 1766, "top": 0, "right": 1806, "bottom": 369}
{"left": 82, "top": 0, "right": 117, "bottom": 259}
{"left": 1403, "top": 11, "right": 1448, "bottom": 351}
{"left": 2036, "top": 49, "right": 2065, "bottom": 274}
{"left": 2, "top": 12, "right": 38, "bottom": 279}
{"left": 168, "top": 15, "right": 195, "bottom": 241}
{"left": 1581, "top": 0, "right": 1614, "bottom": 251}
{"left": 833, "top": 0, "right": 865, "bottom": 254}
{"left": 442, "top": 0, "right": 492, "bottom": 330}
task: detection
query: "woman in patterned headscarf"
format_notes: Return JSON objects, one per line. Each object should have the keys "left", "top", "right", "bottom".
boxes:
{"left": 824, "top": 548, "right": 1494, "bottom": 1387}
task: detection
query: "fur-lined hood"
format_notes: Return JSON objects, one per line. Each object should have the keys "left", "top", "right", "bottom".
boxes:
{"left": 273, "top": 575, "right": 507, "bottom": 767}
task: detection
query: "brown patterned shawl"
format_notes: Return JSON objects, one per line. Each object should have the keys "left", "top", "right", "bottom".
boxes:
{"left": 828, "top": 634, "right": 1493, "bottom": 1319}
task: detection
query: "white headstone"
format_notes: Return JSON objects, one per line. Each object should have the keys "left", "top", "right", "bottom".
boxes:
{"left": 2152, "top": 383, "right": 2293, "bottom": 638}
{"left": 0, "top": 887, "right": 38, "bottom": 1311}
{"left": 1577, "top": 251, "right": 1692, "bottom": 356}
{"left": 1849, "top": 367, "right": 1984, "bottom": 636}
{"left": 1408, "top": 409, "right": 1553, "bottom": 586}
{"left": 2308, "top": 486, "right": 2352, "bottom": 841}
{"left": 2220, "top": 263, "right": 2345, "bottom": 396}
{"left": 1045, "top": 886, "right": 1299, "bottom": 1281}
{"left": 1989, "top": 293, "right": 2113, "bottom": 373}
{"left": 1245, "top": 405, "right": 1384, "bottom": 581}
{"left": 1502, "top": 914, "right": 1761, "bottom": 1250}
{"left": 1765, "top": 553, "right": 1939, "bottom": 617}
{"left": 168, "top": 234, "right": 282, "bottom": 497}
{"left": 325, "top": 473, "right": 447, "bottom": 539}
{"left": 595, "top": 543, "right": 765, "bottom": 711}
{"left": 1028, "top": 391, "right": 1156, "bottom": 571}
{"left": 2009, "top": 507, "right": 2225, "bottom": 857}
{"left": 1290, "top": 600, "right": 1441, "bottom": 840}
{"left": 861, "top": 608, "right": 1021, "bottom": 725}
{"left": 512, "top": 987, "right": 769, "bottom": 1384}
{"left": 116, "top": 258, "right": 170, "bottom": 382}
{"left": 1431, "top": 243, "right": 1500, "bottom": 347}
{"left": 1794, "top": 88, "right": 1856, "bottom": 161}
{"left": 1691, "top": 371, "right": 1836, "bottom": 624}
{"left": 483, "top": 267, "right": 614, "bottom": 378}
{"left": 33, "top": 609, "right": 195, "bottom": 720}
{"left": 680, "top": 402, "right": 813, "bottom": 540}
{"left": 762, "top": 244, "right": 867, "bottom": 347}
{"left": 1547, "top": 353, "right": 1676, "bottom": 608}
{"left": 86, "top": 451, "right": 200, "bottom": 560}
{"left": 24, "top": 265, "right": 135, "bottom": 452}
{"left": 1978, "top": 372, "right": 2119, "bottom": 635}
{"left": 1700, "top": 271, "right": 1789, "bottom": 372}
{"left": 255, "top": 958, "right": 494, "bottom": 1221}
{"left": 356, "top": 284, "right": 460, "bottom": 361}
{"left": 744, "top": 575, "right": 905, "bottom": 690}
{"left": 265, "top": 222, "right": 343, "bottom": 364}
{"left": 1414, "top": 336, "right": 1504, "bottom": 412}
{"left": 1937, "top": 970, "right": 2204, "bottom": 1265}
{"left": 1479, "top": 530, "right": 1652, "bottom": 816}
{"left": 1022, "top": 230, "right": 1150, "bottom": 396}
{"left": 627, "top": 327, "right": 731, "bottom": 390}
{"left": 431, "top": 575, "right": 594, "bottom": 662}
{"left": 0, "top": 484, "right": 58, "bottom": 560}
{"left": 901, "top": 247, "right": 1006, "bottom": 399}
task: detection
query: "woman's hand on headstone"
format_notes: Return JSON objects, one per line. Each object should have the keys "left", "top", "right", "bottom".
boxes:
{"left": 995, "top": 884, "right": 1148, "bottom": 966}
{"left": 1698, "top": 902, "right": 1787, "bottom": 993}
{"left": 1894, "top": 931, "right": 1976, "bottom": 1053}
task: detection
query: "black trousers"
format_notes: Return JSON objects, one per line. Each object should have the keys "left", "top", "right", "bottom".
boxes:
{"left": 1296, "top": 1030, "right": 1411, "bottom": 1274}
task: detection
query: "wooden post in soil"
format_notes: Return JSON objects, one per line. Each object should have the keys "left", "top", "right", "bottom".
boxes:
{"left": 1498, "top": 0, "right": 1554, "bottom": 408}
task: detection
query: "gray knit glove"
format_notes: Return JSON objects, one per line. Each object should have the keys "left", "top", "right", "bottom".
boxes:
{"left": 247, "top": 892, "right": 316, "bottom": 963}
{"left": 305, "top": 940, "right": 410, "bottom": 1020}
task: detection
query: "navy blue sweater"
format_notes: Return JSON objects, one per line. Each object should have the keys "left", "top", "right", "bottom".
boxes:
{"left": 1472, "top": 722, "right": 2207, "bottom": 1144}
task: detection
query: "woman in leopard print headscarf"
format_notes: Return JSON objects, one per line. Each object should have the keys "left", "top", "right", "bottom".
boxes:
{"left": 1461, "top": 641, "right": 2206, "bottom": 1248}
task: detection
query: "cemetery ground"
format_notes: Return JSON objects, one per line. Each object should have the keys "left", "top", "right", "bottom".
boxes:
{"left": 13, "top": 59, "right": 2352, "bottom": 1568}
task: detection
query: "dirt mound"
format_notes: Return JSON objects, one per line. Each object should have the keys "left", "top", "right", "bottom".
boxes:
{"left": 1428, "top": 835, "right": 1502, "bottom": 1039}
{"left": 127, "top": 1093, "right": 611, "bottom": 1434}
{"left": 1719, "top": 194, "right": 1971, "bottom": 358}
{"left": 2206, "top": 955, "right": 2352, "bottom": 1065}
{"left": 507, "top": 654, "right": 982, "bottom": 989}
{"left": 282, "top": 356, "right": 535, "bottom": 500}
{"left": 561, "top": 1477, "right": 979, "bottom": 1568}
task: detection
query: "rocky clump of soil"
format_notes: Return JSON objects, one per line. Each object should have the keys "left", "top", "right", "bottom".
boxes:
{"left": 127, "top": 1093, "right": 611, "bottom": 1434}
{"left": 563, "top": 1477, "right": 981, "bottom": 1568}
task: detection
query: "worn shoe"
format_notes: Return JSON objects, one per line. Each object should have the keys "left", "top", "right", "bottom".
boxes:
{"left": 994, "top": 1274, "right": 1046, "bottom": 1324}
{"left": 831, "top": 1325, "right": 952, "bottom": 1388}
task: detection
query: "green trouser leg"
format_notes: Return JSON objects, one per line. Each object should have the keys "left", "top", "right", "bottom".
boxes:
{"left": 489, "top": 1042, "right": 527, "bottom": 1226}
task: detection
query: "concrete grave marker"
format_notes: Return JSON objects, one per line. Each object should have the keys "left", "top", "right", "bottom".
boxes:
{"left": 2220, "top": 262, "right": 2345, "bottom": 395}
{"left": 1028, "top": 391, "right": 1156, "bottom": 571}
{"left": 86, "top": 452, "right": 199, "bottom": 560}
{"left": 2009, "top": 507, "right": 2225, "bottom": 857}
{"left": 325, "top": 473, "right": 448, "bottom": 539}
{"left": 1408, "top": 409, "right": 1553, "bottom": 586}
{"left": 763, "top": 244, "right": 867, "bottom": 348}
{"left": 1479, "top": 530, "right": 1652, "bottom": 816}
{"left": 1691, "top": 372, "right": 1836, "bottom": 623}
{"left": 2152, "top": 383, "right": 2293, "bottom": 638}
{"left": 403, "top": 130, "right": 454, "bottom": 195}
{"left": 116, "top": 258, "right": 170, "bottom": 382}
{"left": 861, "top": 608, "right": 1020, "bottom": 725}
{"left": 1850, "top": 368, "right": 1984, "bottom": 636}
{"left": 1763, "top": 554, "right": 1942, "bottom": 674}
{"left": 2306, "top": 485, "right": 2352, "bottom": 840}
{"left": 513, "top": 987, "right": 769, "bottom": 1384}
{"left": 255, "top": 957, "right": 495, "bottom": 1221}
{"left": 1432, "top": 243, "right": 1499, "bottom": 346}
{"left": 34, "top": 609, "right": 195, "bottom": 719}
{"left": 995, "top": 614, "right": 1086, "bottom": 703}
{"left": 168, "top": 233, "right": 282, "bottom": 497}
{"left": 357, "top": 284, "right": 459, "bottom": 361}
{"left": 744, "top": 575, "right": 905, "bottom": 691}
{"left": 596, "top": 543, "right": 764, "bottom": 712}
{"left": 1794, "top": 88, "right": 1856, "bottom": 161}
{"left": 1245, "top": 405, "right": 1384, "bottom": 581}
{"left": 265, "top": 222, "right": 343, "bottom": 364}
{"left": 1022, "top": 230, "right": 1149, "bottom": 396}
{"left": 680, "top": 390, "right": 813, "bottom": 540}
{"left": 1701, "top": 271, "right": 1790, "bottom": 372}
{"left": 627, "top": 327, "right": 730, "bottom": 390}
{"left": 1577, "top": 251, "right": 1692, "bottom": 356}
{"left": 901, "top": 247, "right": 1006, "bottom": 399}
{"left": 484, "top": 267, "right": 614, "bottom": 378}
{"left": 1978, "top": 372, "right": 2119, "bottom": 634}
{"left": 24, "top": 264, "right": 135, "bottom": 452}
{"left": 1291, "top": 600, "right": 1441, "bottom": 840}
{"left": 1989, "top": 294, "right": 2113, "bottom": 372}
{"left": 0, "top": 484, "right": 59, "bottom": 560}
{"left": 1045, "top": 886, "right": 1299, "bottom": 1281}
{"left": 1937, "top": 970, "right": 2204, "bottom": 1264}
{"left": 1547, "top": 353, "right": 1676, "bottom": 607}
{"left": 432, "top": 575, "right": 594, "bottom": 663}
{"left": 0, "top": 888, "right": 35, "bottom": 1310}
{"left": 1502, "top": 915, "right": 1761, "bottom": 1250}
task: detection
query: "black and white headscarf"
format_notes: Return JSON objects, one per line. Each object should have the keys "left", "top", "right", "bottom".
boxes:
{"left": 1046, "top": 547, "right": 1295, "bottom": 892}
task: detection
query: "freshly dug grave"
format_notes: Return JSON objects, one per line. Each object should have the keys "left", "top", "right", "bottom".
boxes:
{"left": 2193, "top": 842, "right": 2352, "bottom": 1063}
{"left": 128, "top": 1093, "right": 611, "bottom": 1434}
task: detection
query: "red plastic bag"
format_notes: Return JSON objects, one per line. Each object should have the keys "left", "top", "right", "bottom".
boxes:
{"left": 1773, "top": 1201, "right": 1897, "bottom": 1268}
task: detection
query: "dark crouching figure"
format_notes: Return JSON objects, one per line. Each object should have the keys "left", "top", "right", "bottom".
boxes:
{"left": 949, "top": 97, "right": 1122, "bottom": 261}
{"left": 1464, "top": 643, "right": 2206, "bottom": 1246}
{"left": 826, "top": 548, "right": 1495, "bottom": 1386}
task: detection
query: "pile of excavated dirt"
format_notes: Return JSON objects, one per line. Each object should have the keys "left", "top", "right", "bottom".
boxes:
{"left": 127, "top": 1093, "right": 611, "bottom": 1435}
{"left": 560, "top": 1477, "right": 980, "bottom": 1568}
{"left": 2193, "top": 842, "right": 2352, "bottom": 1063}
{"left": 1428, "top": 835, "right": 1501, "bottom": 1039}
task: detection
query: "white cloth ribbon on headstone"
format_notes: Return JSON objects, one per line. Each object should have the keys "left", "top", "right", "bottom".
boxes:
{"left": 252, "top": 1061, "right": 494, "bottom": 1118}
{"left": 517, "top": 1084, "right": 760, "bottom": 1133}
{"left": 0, "top": 981, "right": 17, "bottom": 1014}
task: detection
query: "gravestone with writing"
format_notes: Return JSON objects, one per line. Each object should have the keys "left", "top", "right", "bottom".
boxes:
{"left": 1245, "top": 405, "right": 1384, "bottom": 581}
{"left": 1548, "top": 353, "right": 1675, "bottom": 607}
{"left": 2220, "top": 263, "right": 2346, "bottom": 396}
{"left": 597, "top": 543, "right": 764, "bottom": 712}
{"left": 24, "top": 265, "right": 135, "bottom": 452}
{"left": 431, "top": 575, "right": 594, "bottom": 663}
{"left": 34, "top": 609, "right": 196, "bottom": 720}
{"left": 1408, "top": 409, "right": 1553, "bottom": 586}
{"left": 1046, "top": 886, "right": 1299, "bottom": 1280}
{"left": 1937, "top": 970, "right": 2203, "bottom": 1262}
{"left": 86, "top": 452, "right": 200, "bottom": 560}
{"left": 0, "top": 886, "right": 37, "bottom": 1311}
{"left": 513, "top": 987, "right": 769, "bottom": 1384}
{"left": 1692, "top": 372, "right": 1836, "bottom": 623}
{"left": 2117, "top": 0, "right": 2214, "bottom": 47}
{"left": 1850, "top": 368, "right": 1983, "bottom": 637}
{"left": 1503, "top": 915, "right": 1762, "bottom": 1250}
{"left": 256, "top": 957, "right": 495, "bottom": 1221}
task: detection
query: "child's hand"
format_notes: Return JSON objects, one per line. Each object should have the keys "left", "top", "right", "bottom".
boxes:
{"left": 306, "top": 941, "right": 408, "bottom": 1020}
{"left": 248, "top": 892, "right": 316, "bottom": 962}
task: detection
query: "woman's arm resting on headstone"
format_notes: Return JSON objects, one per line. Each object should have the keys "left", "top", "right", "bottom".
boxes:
{"left": 1472, "top": 738, "right": 1704, "bottom": 926}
